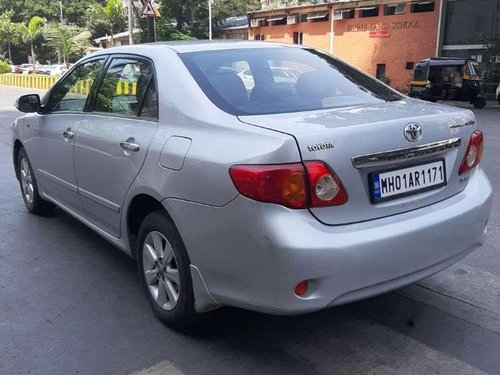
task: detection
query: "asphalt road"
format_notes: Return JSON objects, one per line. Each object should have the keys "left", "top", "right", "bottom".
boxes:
{"left": 0, "top": 87, "right": 499, "bottom": 375}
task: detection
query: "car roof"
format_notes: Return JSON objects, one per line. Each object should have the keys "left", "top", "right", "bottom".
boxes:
{"left": 91, "top": 40, "right": 302, "bottom": 56}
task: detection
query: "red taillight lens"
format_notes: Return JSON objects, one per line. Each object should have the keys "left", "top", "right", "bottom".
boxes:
{"left": 294, "top": 280, "right": 309, "bottom": 296}
{"left": 229, "top": 161, "right": 348, "bottom": 209}
{"left": 459, "top": 130, "right": 484, "bottom": 175}
{"left": 229, "top": 163, "right": 307, "bottom": 209}
{"left": 304, "top": 161, "right": 348, "bottom": 207}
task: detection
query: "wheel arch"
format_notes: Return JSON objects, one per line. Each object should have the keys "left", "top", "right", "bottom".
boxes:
{"left": 13, "top": 139, "right": 24, "bottom": 180}
{"left": 126, "top": 193, "right": 180, "bottom": 259}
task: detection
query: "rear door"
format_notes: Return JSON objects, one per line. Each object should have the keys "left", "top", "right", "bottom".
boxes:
{"left": 74, "top": 56, "right": 158, "bottom": 237}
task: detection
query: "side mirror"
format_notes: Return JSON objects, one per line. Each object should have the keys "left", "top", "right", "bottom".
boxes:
{"left": 15, "top": 94, "right": 41, "bottom": 113}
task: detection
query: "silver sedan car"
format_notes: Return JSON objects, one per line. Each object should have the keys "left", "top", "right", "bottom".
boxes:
{"left": 11, "top": 41, "right": 492, "bottom": 326}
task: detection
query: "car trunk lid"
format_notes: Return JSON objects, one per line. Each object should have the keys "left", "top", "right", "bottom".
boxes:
{"left": 239, "top": 99, "right": 477, "bottom": 225}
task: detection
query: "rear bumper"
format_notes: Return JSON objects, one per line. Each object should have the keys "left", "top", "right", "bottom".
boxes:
{"left": 164, "top": 168, "right": 492, "bottom": 315}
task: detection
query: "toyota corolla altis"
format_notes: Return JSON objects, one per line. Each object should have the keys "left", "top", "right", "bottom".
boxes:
{"left": 11, "top": 42, "right": 492, "bottom": 326}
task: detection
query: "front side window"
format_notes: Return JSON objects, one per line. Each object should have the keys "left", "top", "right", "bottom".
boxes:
{"left": 47, "top": 59, "right": 104, "bottom": 112}
{"left": 181, "top": 48, "right": 402, "bottom": 116}
{"left": 93, "top": 57, "right": 156, "bottom": 119}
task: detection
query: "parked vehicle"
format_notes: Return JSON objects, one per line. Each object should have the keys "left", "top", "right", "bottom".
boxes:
{"left": 496, "top": 82, "right": 500, "bottom": 105}
{"left": 48, "top": 64, "right": 69, "bottom": 76}
{"left": 12, "top": 42, "right": 492, "bottom": 327}
{"left": 409, "top": 57, "right": 486, "bottom": 109}
{"left": 239, "top": 66, "right": 298, "bottom": 90}
{"left": 11, "top": 65, "right": 23, "bottom": 74}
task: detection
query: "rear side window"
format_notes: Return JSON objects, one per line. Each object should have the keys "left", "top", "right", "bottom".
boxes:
{"left": 93, "top": 57, "right": 157, "bottom": 120}
{"left": 180, "top": 48, "right": 402, "bottom": 116}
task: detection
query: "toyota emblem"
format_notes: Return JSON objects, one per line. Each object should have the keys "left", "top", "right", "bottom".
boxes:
{"left": 404, "top": 123, "right": 422, "bottom": 142}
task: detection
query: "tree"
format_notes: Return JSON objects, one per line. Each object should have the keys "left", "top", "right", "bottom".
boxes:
{"left": 482, "top": 37, "right": 500, "bottom": 85}
{"left": 0, "top": 0, "right": 105, "bottom": 26}
{"left": 45, "top": 23, "right": 91, "bottom": 68}
{"left": 21, "top": 16, "right": 45, "bottom": 72}
{"left": 86, "top": 0, "right": 126, "bottom": 45}
{"left": 158, "top": 0, "right": 259, "bottom": 40}
{"left": 213, "top": 0, "right": 260, "bottom": 22}
{"left": 0, "top": 11, "right": 23, "bottom": 62}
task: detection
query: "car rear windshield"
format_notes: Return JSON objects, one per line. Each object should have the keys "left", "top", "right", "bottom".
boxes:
{"left": 180, "top": 47, "right": 403, "bottom": 116}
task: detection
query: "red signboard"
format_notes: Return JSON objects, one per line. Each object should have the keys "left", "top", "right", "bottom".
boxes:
{"left": 369, "top": 30, "right": 390, "bottom": 38}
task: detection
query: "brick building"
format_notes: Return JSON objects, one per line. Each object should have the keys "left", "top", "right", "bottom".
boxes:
{"left": 248, "top": 0, "right": 443, "bottom": 92}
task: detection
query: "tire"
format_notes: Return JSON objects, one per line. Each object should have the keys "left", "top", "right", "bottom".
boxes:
{"left": 137, "top": 210, "right": 196, "bottom": 328}
{"left": 473, "top": 97, "right": 486, "bottom": 109}
{"left": 17, "top": 147, "right": 56, "bottom": 215}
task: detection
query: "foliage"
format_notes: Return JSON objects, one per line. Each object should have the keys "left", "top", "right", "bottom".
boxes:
{"left": 482, "top": 37, "right": 500, "bottom": 84}
{"left": 21, "top": 16, "right": 45, "bottom": 70}
{"left": 213, "top": 0, "right": 260, "bottom": 21}
{"left": 86, "top": 0, "right": 126, "bottom": 44}
{"left": 0, "top": 60, "right": 11, "bottom": 74}
{"left": 261, "top": 0, "right": 311, "bottom": 10}
{"left": 0, "top": 11, "right": 24, "bottom": 61}
{"left": 157, "top": 0, "right": 261, "bottom": 40}
{"left": 156, "top": 19, "right": 193, "bottom": 41}
{"left": 0, "top": 0, "right": 104, "bottom": 26}
{"left": 45, "top": 23, "right": 91, "bottom": 67}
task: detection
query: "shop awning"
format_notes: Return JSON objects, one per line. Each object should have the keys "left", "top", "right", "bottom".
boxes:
{"left": 307, "top": 12, "right": 329, "bottom": 20}
{"left": 267, "top": 16, "right": 286, "bottom": 22}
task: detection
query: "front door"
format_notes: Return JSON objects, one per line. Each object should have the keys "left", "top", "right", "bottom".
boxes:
{"left": 29, "top": 59, "right": 105, "bottom": 213}
{"left": 74, "top": 56, "right": 159, "bottom": 237}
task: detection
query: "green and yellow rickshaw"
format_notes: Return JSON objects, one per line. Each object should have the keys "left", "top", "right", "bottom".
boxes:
{"left": 409, "top": 57, "right": 486, "bottom": 109}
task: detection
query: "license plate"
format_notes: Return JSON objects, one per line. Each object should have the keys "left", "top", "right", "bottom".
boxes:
{"left": 370, "top": 160, "right": 446, "bottom": 203}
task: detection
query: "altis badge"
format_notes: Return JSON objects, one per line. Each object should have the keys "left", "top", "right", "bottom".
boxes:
{"left": 307, "top": 142, "right": 334, "bottom": 152}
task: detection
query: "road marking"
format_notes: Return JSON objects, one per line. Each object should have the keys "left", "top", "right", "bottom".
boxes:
{"left": 130, "top": 361, "right": 185, "bottom": 375}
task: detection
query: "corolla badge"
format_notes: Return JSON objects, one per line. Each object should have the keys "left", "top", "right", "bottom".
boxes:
{"left": 404, "top": 123, "right": 422, "bottom": 142}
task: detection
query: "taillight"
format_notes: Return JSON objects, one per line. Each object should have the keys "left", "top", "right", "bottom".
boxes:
{"left": 459, "top": 130, "right": 484, "bottom": 175}
{"left": 229, "top": 161, "right": 347, "bottom": 209}
{"left": 304, "top": 161, "right": 348, "bottom": 207}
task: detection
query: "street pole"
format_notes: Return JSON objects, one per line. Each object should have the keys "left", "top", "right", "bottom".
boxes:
{"left": 329, "top": 7, "right": 334, "bottom": 54}
{"left": 58, "top": 1, "right": 63, "bottom": 64}
{"left": 59, "top": 1, "right": 64, "bottom": 24}
{"left": 208, "top": 0, "right": 212, "bottom": 40}
{"left": 128, "top": 0, "right": 134, "bottom": 45}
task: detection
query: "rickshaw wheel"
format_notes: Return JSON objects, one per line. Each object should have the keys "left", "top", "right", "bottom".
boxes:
{"left": 473, "top": 98, "right": 486, "bottom": 109}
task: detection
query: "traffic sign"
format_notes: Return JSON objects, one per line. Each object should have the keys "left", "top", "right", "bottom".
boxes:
{"left": 140, "top": 0, "right": 160, "bottom": 18}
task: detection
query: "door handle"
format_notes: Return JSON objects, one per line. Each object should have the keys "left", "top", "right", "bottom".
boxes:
{"left": 63, "top": 128, "right": 74, "bottom": 139}
{"left": 120, "top": 137, "right": 140, "bottom": 152}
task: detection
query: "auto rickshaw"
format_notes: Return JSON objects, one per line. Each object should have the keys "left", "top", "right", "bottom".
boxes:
{"left": 409, "top": 57, "right": 486, "bottom": 109}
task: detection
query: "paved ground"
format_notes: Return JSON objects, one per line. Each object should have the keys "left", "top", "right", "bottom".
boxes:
{"left": 0, "top": 87, "right": 499, "bottom": 375}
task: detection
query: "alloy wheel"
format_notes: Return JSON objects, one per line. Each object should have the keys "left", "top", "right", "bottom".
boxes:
{"left": 20, "top": 157, "right": 34, "bottom": 204}
{"left": 142, "top": 231, "right": 181, "bottom": 311}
